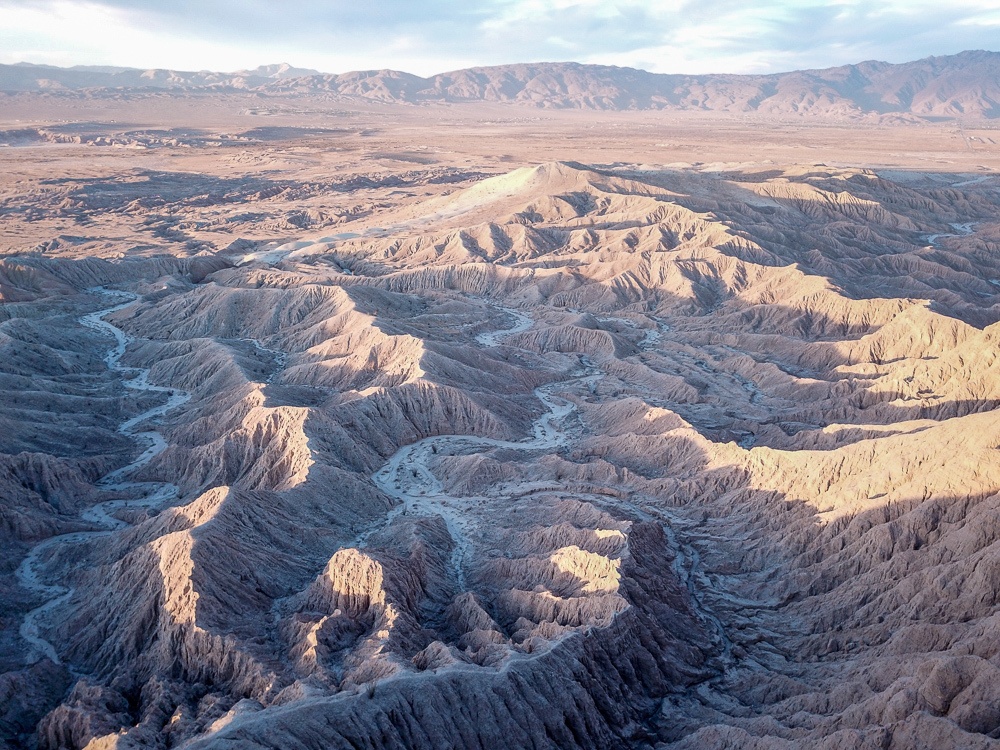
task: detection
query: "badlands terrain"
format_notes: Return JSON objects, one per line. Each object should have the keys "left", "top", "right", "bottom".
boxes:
{"left": 1, "top": 77, "right": 1000, "bottom": 749}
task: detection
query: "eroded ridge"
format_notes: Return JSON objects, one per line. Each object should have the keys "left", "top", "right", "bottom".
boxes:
{"left": 2, "top": 160, "right": 1000, "bottom": 750}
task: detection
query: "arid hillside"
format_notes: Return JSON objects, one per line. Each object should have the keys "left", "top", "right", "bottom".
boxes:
{"left": 1, "top": 109, "right": 1000, "bottom": 749}
{"left": 3, "top": 50, "right": 1000, "bottom": 118}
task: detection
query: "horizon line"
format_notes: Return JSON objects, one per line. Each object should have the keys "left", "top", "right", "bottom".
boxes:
{"left": 5, "top": 48, "right": 998, "bottom": 82}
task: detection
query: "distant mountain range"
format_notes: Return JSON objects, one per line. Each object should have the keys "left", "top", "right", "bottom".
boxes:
{"left": 0, "top": 61, "right": 322, "bottom": 91}
{"left": 3, "top": 51, "right": 999, "bottom": 119}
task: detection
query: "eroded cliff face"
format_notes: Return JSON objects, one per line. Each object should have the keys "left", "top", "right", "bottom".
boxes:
{"left": 3, "top": 162, "right": 1000, "bottom": 749}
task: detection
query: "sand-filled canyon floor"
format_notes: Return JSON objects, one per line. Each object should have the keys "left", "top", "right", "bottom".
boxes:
{"left": 2, "top": 99, "right": 1000, "bottom": 749}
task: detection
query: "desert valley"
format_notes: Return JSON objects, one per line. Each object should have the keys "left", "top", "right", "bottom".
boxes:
{"left": 1, "top": 51, "right": 1000, "bottom": 749}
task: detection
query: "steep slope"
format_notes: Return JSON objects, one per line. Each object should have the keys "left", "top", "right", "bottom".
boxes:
{"left": 2, "top": 160, "right": 1000, "bottom": 749}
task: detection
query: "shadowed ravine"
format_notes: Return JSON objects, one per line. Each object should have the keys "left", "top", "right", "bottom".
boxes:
{"left": 4, "top": 157, "right": 1000, "bottom": 750}
{"left": 15, "top": 290, "right": 191, "bottom": 667}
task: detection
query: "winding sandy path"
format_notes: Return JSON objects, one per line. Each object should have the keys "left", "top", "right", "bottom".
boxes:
{"left": 15, "top": 292, "right": 734, "bottom": 673}
{"left": 368, "top": 373, "right": 597, "bottom": 589}
{"left": 365, "top": 307, "right": 596, "bottom": 588}
{"left": 926, "top": 221, "right": 977, "bottom": 247}
{"left": 363, "top": 305, "right": 740, "bottom": 670}
{"left": 15, "top": 289, "right": 191, "bottom": 666}
{"left": 474, "top": 305, "right": 534, "bottom": 347}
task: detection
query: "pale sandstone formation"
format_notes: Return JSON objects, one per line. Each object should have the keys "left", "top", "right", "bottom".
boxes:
{"left": 2, "top": 156, "right": 1000, "bottom": 750}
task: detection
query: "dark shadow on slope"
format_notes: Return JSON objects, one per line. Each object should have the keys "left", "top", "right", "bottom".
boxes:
{"left": 609, "top": 165, "right": 1000, "bottom": 328}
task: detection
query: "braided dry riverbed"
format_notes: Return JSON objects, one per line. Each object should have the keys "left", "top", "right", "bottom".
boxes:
{"left": 15, "top": 289, "right": 191, "bottom": 667}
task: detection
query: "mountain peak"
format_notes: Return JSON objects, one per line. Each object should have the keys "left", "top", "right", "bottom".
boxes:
{"left": 233, "top": 63, "right": 322, "bottom": 79}
{"left": 2, "top": 51, "right": 999, "bottom": 119}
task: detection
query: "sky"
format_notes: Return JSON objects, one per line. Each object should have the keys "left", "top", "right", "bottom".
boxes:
{"left": 1, "top": 0, "right": 998, "bottom": 76}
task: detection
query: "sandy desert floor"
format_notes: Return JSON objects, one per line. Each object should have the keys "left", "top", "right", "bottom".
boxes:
{"left": 2, "top": 97, "right": 1000, "bottom": 749}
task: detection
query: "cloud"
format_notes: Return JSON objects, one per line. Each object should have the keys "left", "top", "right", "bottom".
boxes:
{"left": 0, "top": 0, "right": 997, "bottom": 75}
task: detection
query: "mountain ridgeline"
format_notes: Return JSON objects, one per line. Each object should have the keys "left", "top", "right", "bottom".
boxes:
{"left": 3, "top": 50, "right": 1000, "bottom": 119}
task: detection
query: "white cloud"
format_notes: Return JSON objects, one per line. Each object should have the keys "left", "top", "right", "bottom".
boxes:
{"left": 0, "top": 0, "right": 996, "bottom": 75}
{"left": 0, "top": 1, "right": 266, "bottom": 70}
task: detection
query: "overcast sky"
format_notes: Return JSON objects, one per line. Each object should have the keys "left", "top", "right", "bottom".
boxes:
{"left": 1, "top": 0, "right": 998, "bottom": 75}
